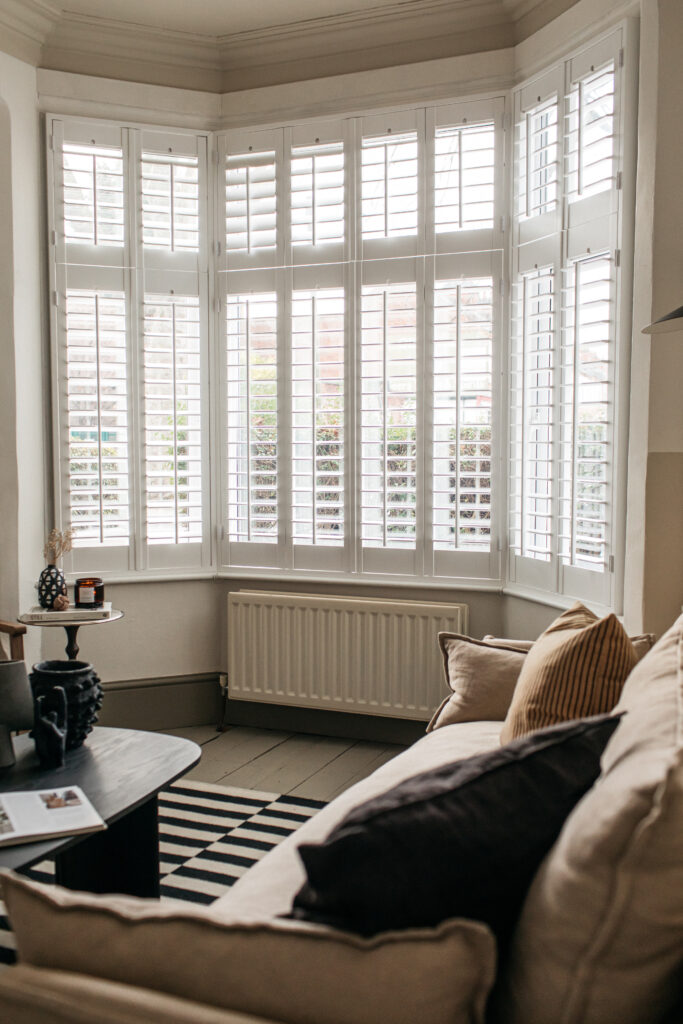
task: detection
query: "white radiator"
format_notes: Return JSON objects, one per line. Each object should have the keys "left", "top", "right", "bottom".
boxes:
{"left": 227, "top": 591, "right": 468, "bottom": 721}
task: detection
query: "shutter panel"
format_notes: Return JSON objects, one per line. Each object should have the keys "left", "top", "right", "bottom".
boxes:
{"left": 223, "top": 130, "right": 283, "bottom": 270}
{"left": 360, "top": 277, "right": 419, "bottom": 574}
{"left": 64, "top": 288, "right": 130, "bottom": 550}
{"left": 291, "top": 141, "right": 344, "bottom": 249}
{"left": 361, "top": 131, "right": 418, "bottom": 240}
{"left": 432, "top": 277, "right": 493, "bottom": 560}
{"left": 142, "top": 294, "right": 203, "bottom": 547}
{"left": 226, "top": 291, "right": 280, "bottom": 563}
{"left": 559, "top": 254, "right": 613, "bottom": 589}
{"left": 519, "top": 97, "right": 559, "bottom": 219}
{"left": 62, "top": 142, "right": 124, "bottom": 247}
{"left": 566, "top": 62, "right": 616, "bottom": 203}
{"left": 434, "top": 122, "right": 495, "bottom": 233}
{"left": 291, "top": 287, "right": 345, "bottom": 549}
{"left": 141, "top": 153, "right": 199, "bottom": 253}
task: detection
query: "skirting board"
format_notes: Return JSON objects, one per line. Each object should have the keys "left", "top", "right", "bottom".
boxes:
{"left": 222, "top": 698, "right": 428, "bottom": 745}
{"left": 97, "top": 673, "right": 224, "bottom": 731}
{"left": 96, "top": 673, "right": 427, "bottom": 744}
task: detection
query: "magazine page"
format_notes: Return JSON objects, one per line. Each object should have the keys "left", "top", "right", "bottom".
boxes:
{"left": 0, "top": 786, "right": 105, "bottom": 846}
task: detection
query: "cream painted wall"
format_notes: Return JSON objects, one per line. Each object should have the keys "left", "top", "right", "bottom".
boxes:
{"left": 0, "top": 51, "right": 45, "bottom": 668}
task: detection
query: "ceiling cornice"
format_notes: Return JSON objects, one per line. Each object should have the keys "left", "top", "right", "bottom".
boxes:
{"left": 0, "top": 0, "right": 581, "bottom": 93}
{"left": 0, "top": 0, "right": 60, "bottom": 64}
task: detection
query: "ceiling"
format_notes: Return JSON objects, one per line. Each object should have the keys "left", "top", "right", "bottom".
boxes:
{"left": 0, "top": 0, "right": 582, "bottom": 93}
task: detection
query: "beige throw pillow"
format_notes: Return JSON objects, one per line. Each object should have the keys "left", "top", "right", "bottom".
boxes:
{"left": 1, "top": 872, "right": 496, "bottom": 1024}
{"left": 500, "top": 603, "right": 637, "bottom": 744}
{"left": 427, "top": 634, "right": 526, "bottom": 730}
{"left": 497, "top": 613, "right": 683, "bottom": 1024}
{"left": 484, "top": 634, "right": 656, "bottom": 662}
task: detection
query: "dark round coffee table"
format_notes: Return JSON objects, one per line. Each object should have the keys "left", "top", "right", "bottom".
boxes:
{"left": 0, "top": 727, "right": 200, "bottom": 898}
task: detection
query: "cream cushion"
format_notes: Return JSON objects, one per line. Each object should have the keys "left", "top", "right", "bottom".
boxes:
{"left": 484, "top": 634, "right": 656, "bottom": 661}
{"left": 500, "top": 603, "right": 637, "bottom": 742}
{"left": 427, "top": 634, "right": 526, "bottom": 730}
{"left": 1, "top": 870, "right": 496, "bottom": 1024}
{"left": 498, "top": 613, "right": 683, "bottom": 1024}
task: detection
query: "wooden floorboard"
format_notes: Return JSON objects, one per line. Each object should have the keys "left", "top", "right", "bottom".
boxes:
{"left": 163, "top": 724, "right": 408, "bottom": 796}
{"left": 289, "top": 741, "right": 402, "bottom": 801}
{"left": 218, "top": 734, "right": 353, "bottom": 794}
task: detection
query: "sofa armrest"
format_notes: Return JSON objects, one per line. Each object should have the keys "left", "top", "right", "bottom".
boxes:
{"left": 0, "top": 966, "right": 279, "bottom": 1024}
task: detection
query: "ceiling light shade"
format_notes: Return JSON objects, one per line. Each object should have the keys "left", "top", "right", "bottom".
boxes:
{"left": 642, "top": 304, "right": 683, "bottom": 334}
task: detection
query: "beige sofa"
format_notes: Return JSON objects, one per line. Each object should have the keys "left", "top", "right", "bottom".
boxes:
{"left": 1, "top": 613, "right": 681, "bottom": 1024}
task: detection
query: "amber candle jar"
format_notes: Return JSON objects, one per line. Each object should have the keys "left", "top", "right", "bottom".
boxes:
{"left": 75, "top": 577, "right": 105, "bottom": 609}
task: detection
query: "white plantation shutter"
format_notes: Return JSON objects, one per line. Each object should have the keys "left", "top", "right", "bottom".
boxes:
{"left": 566, "top": 62, "right": 616, "bottom": 203}
{"left": 291, "top": 288, "right": 345, "bottom": 548}
{"left": 142, "top": 294, "right": 203, "bottom": 546}
{"left": 559, "top": 254, "right": 613, "bottom": 596}
{"left": 509, "top": 267, "right": 556, "bottom": 573}
{"left": 360, "top": 277, "right": 419, "bottom": 574}
{"left": 291, "top": 142, "right": 344, "bottom": 249}
{"left": 519, "top": 96, "right": 559, "bottom": 219}
{"left": 223, "top": 130, "right": 282, "bottom": 270}
{"left": 226, "top": 292, "right": 280, "bottom": 558}
{"left": 432, "top": 277, "right": 493, "bottom": 558}
{"left": 62, "top": 142, "right": 124, "bottom": 247}
{"left": 361, "top": 131, "right": 418, "bottom": 239}
{"left": 64, "top": 288, "right": 130, "bottom": 549}
{"left": 434, "top": 123, "right": 495, "bottom": 233}
{"left": 141, "top": 154, "right": 199, "bottom": 253}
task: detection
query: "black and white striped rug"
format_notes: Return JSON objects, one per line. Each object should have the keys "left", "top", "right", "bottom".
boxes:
{"left": 0, "top": 779, "right": 325, "bottom": 965}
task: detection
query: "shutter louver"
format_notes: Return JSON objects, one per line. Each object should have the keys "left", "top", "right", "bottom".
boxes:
{"left": 226, "top": 150, "right": 277, "bottom": 255}
{"left": 62, "top": 142, "right": 124, "bottom": 246}
{"left": 143, "top": 295, "right": 203, "bottom": 544}
{"left": 361, "top": 283, "right": 417, "bottom": 549}
{"left": 566, "top": 63, "right": 616, "bottom": 202}
{"left": 361, "top": 132, "right": 418, "bottom": 239}
{"left": 560, "top": 255, "right": 613, "bottom": 572}
{"left": 433, "top": 278, "right": 493, "bottom": 551}
{"left": 434, "top": 123, "right": 495, "bottom": 232}
{"left": 142, "top": 153, "right": 199, "bottom": 252}
{"left": 292, "top": 288, "right": 345, "bottom": 546}
{"left": 291, "top": 142, "right": 344, "bottom": 248}
{"left": 226, "top": 293, "right": 279, "bottom": 543}
{"left": 518, "top": 98, "right": 559, "bottom": 218}
{"left": 65, "top": 289, "right": 129, "bottom": 546}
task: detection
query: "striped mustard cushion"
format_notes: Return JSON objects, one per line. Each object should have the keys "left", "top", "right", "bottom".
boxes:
{"left": 500, "top": 603, "right": 637, "bottom": 743}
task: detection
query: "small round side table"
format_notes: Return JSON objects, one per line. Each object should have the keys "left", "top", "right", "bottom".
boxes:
{"left": 18, "top": 610, "right": 124, "bottom": 660}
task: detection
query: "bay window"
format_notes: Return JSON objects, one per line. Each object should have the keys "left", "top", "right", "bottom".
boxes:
{"left": 47, "top": 24, "right": 632, "bottom": 606}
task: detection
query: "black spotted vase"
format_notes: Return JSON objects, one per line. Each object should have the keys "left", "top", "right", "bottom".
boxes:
{"left": 37, "top": 564, "right": 67, "bottom": 609}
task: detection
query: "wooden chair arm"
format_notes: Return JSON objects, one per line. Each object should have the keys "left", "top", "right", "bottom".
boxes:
{"left": 0, "top": 620, "right": 26, "bottom": 661}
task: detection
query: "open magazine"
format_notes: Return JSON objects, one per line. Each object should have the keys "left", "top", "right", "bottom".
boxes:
{"left": 0, "top": 786, "right": 106, "bottom": 847}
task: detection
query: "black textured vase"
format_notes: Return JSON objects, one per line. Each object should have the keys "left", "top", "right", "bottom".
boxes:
{"left": 37, "top": 565, "right": 67, "bottom": 609}
{"left": 29, "top": 660, "right": 103, "bottom": 750}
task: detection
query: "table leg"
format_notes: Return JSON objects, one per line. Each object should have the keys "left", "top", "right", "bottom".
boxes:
{"left": 55, "top": 796, "right": 161, "bottom": 899}
{"left": 64, "top": 625, "right": 80, "bottom": 660}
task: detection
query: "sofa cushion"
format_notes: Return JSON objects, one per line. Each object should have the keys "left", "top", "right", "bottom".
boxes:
{"left": 500, "top": 603, "right": 637, "bottom": 742}
{"left": 290, "top": 714, "right": 622, "bottom": 941}
{"left": 427, "top": 635, "right": 526, "bottom": 730}
{"left": 0, "top": 964, "right": 272, "bottom": 1024}
{"left": 484, "top": 633, "right": 656, "bottom": 661}
{"left": 1, "top": 871, "right": 496, "bottom": 1024}
{"left": 497, "top": 612, "right": 683, "bottom": 1024}
{"left": 217, "top": 720, "right": 503, "bottom": 921}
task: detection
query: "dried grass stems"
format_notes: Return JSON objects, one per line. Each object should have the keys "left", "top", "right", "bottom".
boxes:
{"left": 43, "top": 528, "right": 73, "bottom": 565}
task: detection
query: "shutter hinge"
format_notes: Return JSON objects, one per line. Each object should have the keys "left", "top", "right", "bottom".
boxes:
{"left": 50, "top": 230, "right": 56, "bottom": 246}
{"left": 609, "top": 554, "right": 615, "bottom": 573}
{"left": 214, "top": 296, "right": 221, "bottom": 314}
{"left": 616, "top": 170, "right": 622, "bottom": 190}
{"left": 619, "top": 48, "right": 624, "bottom": 68}
{"left": 52, "top": 290, "right": 59, "bottom": 307}
{"left": 503, "top": 112, "right": 511, "bottom": 133}
{"left": 213, "top": 147, "right": 220, "bottom": 166}
{"left": 615, "top": 248, "right": 621, "bottom": 268}
{"left": 499, "top": 278, "right": 505, "bottom": 297}
{"left": 48, "top": 134, "right": 54, "bottom": 151}
{"left": 216, "top": 240, "right": 222, "bottom": 258}
{"left": 500, "top": 215, "right": 506, "bottom": 233}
